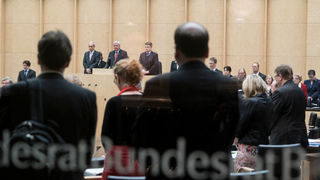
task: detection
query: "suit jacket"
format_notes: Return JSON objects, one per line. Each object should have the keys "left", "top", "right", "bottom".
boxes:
{"left": 215, "top": 68, "right": 223, "bottom": 74}
{"left": 95, "top": 60, "right": 107, "bottom": 68}
{"left": 258, "top": 72, "right": 266, "bottom": 81}
{"left": 104, "top": 49, "right": 128, "bottom": 69}
{"left": 83, "top": 50, "right": 100, "bottom": 74}
{"left": 134, "top": 60, "right": 239, "bottom": 180}
{"left": 139, "top": 51, "right": 159, "bottom": 75}
{"left": 304, "top": 78, "right": 319, "bottom": 103}
{"left": 0, "top": 72, "right": 97, "bottom": 180}
{"left": 17, "top": 68, "right": 36, "bottom": 82}
{"left": 170, "top": 61, "right": 178, "bottom": 72}
{"left": 270, "top": 80, "right": 308, "bottom": 148}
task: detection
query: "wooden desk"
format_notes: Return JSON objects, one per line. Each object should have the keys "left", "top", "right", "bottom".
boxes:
{"left": 75, "top": 73, "right": 156, "bottom": 154}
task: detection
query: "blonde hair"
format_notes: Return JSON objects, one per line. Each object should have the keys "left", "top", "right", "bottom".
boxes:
{"left": 242, "top": 74, "right": 267, "bottom": 99}
{"left": 114, "top": 59, "right": 143, "bottom": 86}
{"left": 65, "top": 74, "right": 83, "bottom": 87}
{"left": 293, "top": 73, "right": 302, "bottom": 82}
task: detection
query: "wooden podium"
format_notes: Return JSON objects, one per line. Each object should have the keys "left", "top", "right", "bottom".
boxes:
{"left": 75, "top": 70, "right": 156, "bottom": 155}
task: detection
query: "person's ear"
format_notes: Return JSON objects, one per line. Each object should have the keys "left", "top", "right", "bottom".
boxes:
{"left": 205, "top": 47, "right": 209, "bottom": 58}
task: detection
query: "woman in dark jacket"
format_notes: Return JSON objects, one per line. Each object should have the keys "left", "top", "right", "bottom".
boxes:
{"left": 233, "top": 74, "right": 273, "bottom": 172}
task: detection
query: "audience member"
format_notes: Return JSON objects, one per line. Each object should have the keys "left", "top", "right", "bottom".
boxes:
{"left": 293, "top": 73, "right": 308, "bottom": 102}
{"left": 0, "top": 30, "right": 97, "bottom": 179}
{"left": 101, "top": 59, "right": 143, "bottom": 179}
{"left": 252, "top": 62, "right": 266, "bottom": 81}
{"left": 234, "top": 74, "right": 273, "bottom": 172}
{"left": 134, "top": 22, "right": 239, "bottom": 180}
{"left": 266, "top": 75, "right": 273, "bottom": 96}
{"left": 304, "top": 70, "right": 319, "bottom": 103}
{"left": 238, "top": 68, "right": 246, "bottom": 80}
{"left": 139, "top": 41, "right": 159, "bottom": 75}
{"left": 209, "top": 57, "right": 222, "bottom": 74}
{"left": 83, "top": 41, "right": 100, "bottom": 74}
{"left": 232, "top": 76, "right": 245, "bottom": 109}
{"left": 65, "top": 74, "right": 83, "bottom": 87}
{"left": 269, "top": 80, "right": 278, "bottom": 98}
{"left": 104, "top": 41, "right": 129, "bottom": 69}
{"left": 17, "top": 60, "right": 36, "bottom": 82}
{"left": 224, "top": 65, "right": 233, "bottom": 77}
{"left": 170, "top": 60, "right": 179, "bottom": 72}
{"left": 2, "top": 77, "right": 14, "bottom": 87}
{"left": 270, "top": 64, "right": 308, "bottom": 148}
{"left": 96, "top": 52, "right": 107, "bottom": 68}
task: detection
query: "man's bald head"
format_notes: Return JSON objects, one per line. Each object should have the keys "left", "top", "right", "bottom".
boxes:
{"left": 174, "top": 22, "right": 209, "bottom": 59}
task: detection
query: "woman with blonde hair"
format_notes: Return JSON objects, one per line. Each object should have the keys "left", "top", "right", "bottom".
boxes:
{"left": 101, "top": 59, "right": 144, "bottom": 179}
{"left": 233, "top": 74, "right": 273, "bottom": 172}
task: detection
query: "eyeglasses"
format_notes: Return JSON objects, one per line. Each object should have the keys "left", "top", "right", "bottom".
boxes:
{"left": 88, "top": 46, "right": 93, "bottom": 47}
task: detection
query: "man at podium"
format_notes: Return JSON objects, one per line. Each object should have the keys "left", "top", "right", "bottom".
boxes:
{"left": 104, "top": 41, "right": 129, "bottom": 69}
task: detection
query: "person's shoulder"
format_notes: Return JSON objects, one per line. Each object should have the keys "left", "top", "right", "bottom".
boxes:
{"left": 152, "top": 51, "right": 158, "bottom": 55}
{"left": 147, "top": 73, "right": 170, "bottom": 84}
{"left": 120, "top": 49, "right": 127, "bottom": 53}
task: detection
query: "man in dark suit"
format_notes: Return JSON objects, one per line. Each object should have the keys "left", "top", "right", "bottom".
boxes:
{"left": 270, "top": 64, "right": 308, "bottom": 148}
{"left": 139, "top": 41, "right": 159, "bottom": 75}
{"left": 209, "top": 57, "right": 222, "bottom": 74}
{"left": 134, "top": 22, "right": 239, "bottom": 180}
{"left": 304, "top": 69, "right": 320, "bottom": 103}
{"left": 104, "top": 41, "right": 128, "bottom": 69}
{"left": 95, "top": 52, "right": 106, "bottom": 68}
{"left": 170, "top": 60, "right": 179, "bottom": 72}
{"left": 17, "top": 60, "right": 36, "bottom": 82}
{"left": 252, "top": 62, "right": 266, "bottom": 81}
{"left": 83, "top": 41, "right": 100, "bottom": 74}
{"left": 0, "top": 30, "right": 97, "bottom": 179}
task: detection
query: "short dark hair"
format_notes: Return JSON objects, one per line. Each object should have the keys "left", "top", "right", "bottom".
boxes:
{"left": 145, "top": 41, "right": 152, "bottom": 48}
{"left": 308, "top": 70, "right": 316, "bottom": 76}
{"left": 274, "top": 64, "right": 293, "bottom": 80}
{"left": 23, "top": 60, "right": 31, "bottom": 66}
{"left": 38, "top": 30, "right": 72, "bottom": 71}
{"left": 210, "top": 57, "right": 217, "bottom": 63}
{"left": 224, "top": 66, "right": 232, "bottom": 72}
{"left": 174, "top": 22, "right": 209, "bottom": 58}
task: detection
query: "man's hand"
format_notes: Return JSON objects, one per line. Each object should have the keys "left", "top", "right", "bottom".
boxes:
{"left": 233, "top": 137, "right": 239, "bottom": 148}
{"left": 86, "top": 68, "right": 91, "bottom": 74}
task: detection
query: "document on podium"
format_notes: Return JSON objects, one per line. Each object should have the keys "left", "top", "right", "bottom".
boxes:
{"left": 92, "top": 68, "right": 114, "bottom": 75}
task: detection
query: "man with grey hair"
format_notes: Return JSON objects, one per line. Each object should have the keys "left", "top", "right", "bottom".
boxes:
{"left": 83, "top": 41, "right": 100, "bottom": 74}
{"left": 270, "top": 64, "right": 308, "bottom": 148}
{"left": 1, "top": 77, "right": 14, "bottom": 87}
{"left": 104, "top": 41, "right": 128, "bottom": 69}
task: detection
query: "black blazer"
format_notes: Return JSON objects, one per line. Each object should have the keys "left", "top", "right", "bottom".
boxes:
{"left": 304, "top": 78, "right": 320, "bottom": 103}
{"left": 95, "top": 60, "right": 107, "bottom": 68}
{"left": 83, "top": 50, "right": 100, "bottom": 74}
{"left": 134, "top": 60, "right": 239, "bottom": 180}
{"left": 0, "top": 73, "right": 97, "bottom": 179}
{"left": 139, "top": 51, "right": 159, "bottom": 75}
{"left": 215, "top": 68, "right": 223, "bottom": 74}
{"left": 258, "top": 72, "right": 266, "bottom": 81}
{"left": 104, "top": 49, "right": 128, "bottom": 69}
{"left": 236, "top": 93, "right": 273, "bottom": 146}
{"left": 270, "top": 80, "right": 308, "bottom": 148}
{"left": 170, "top": 61, "right": 178, "bottom": 72}
{"left": 17, "top": 69, "right": 36, "bottom": 82}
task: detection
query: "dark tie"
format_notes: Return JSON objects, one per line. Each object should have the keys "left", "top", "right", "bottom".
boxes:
{"left": 147, "top": 52, "right": 150, "bottom": 57}
{"left": 24, "top": 70, "right": 27, "bottom": 77}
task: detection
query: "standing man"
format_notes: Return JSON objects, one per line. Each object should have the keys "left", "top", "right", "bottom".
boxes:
{"left": 209, "top": 57, "right": 222, "bottom": 74}
{"left": 104, "top": 41, "right": 128, "bottom": 69}
{"left": 0, "top": 30, "right": 97, "bottom": 179}
{"left": 252, "top": 62, "right": 266, "bottom": 81}
{"left": 83, "top": 41, "right": 100, "bottom": 74}
{"left": 139, "top": 41, "right": 159, "bottom": 75}
{"left": 134, "top": 22, "right": 239, "bottom": 180}
{"left": 17, "top": 60, "right": 36, "bottom": 82}
{"left": 304, "top": 70, "right": 319, "bottom": 104}
{"left": 270, "top": 64, "right": 308, "bottom": 148}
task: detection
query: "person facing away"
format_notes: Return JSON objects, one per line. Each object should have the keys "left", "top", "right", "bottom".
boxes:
{"left": 83, "top": 41, "right": 100, "bottom": 74}
{"left": 304, "top": 69, "right": 320, "bottom": 104}
{"left": 209, "top": 57, "right": 222, "bottom": 74}
{"left": 139, "top": 41, "right": 159, "bottom": 75}
{"left": 104, "top": 41, "right": 129, "bottom": 69}
{"left": 233, "top": 74, "right": 273, "bottom": 172}
{"left": 252, "top": 62, "right": 266, "bottom": 81}
{"left": 0, "top": 30, "right": 97, "bottom": 180}
{"left": 101, "top": 59, "right": 144, "bottom": 179}
{"left": 17, "top": 60, "right": 36, "bottom": 82}
{"left": 270, "top": 64, "right": 308, "bottom": 148}
{"left": 134, "top": 22, "right": 239, "bottom": 180}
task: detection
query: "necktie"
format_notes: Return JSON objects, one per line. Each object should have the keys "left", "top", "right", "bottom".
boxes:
{"left": 114, "top": 51, "right": 118, "bottom": 64}
{"left": 147, "top": 52, "right": 150, "bottom": 57}
{"left": 24, "top": 70, "right": 27, "bottom": 77}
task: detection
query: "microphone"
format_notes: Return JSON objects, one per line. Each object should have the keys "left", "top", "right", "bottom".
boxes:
{"left": 93, "top": 84, "right": 97, "bottom": 92}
